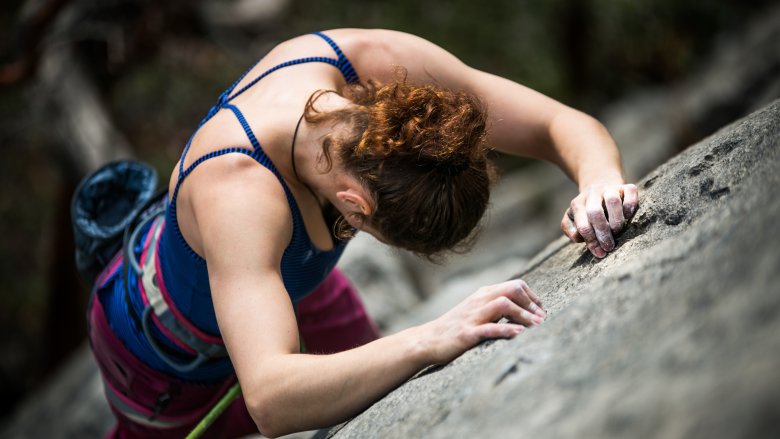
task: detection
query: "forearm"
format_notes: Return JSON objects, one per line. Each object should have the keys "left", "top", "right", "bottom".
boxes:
{"left": 547, "top": 109, "right": 625, "bottom": 190}
{"left": 462, "top": 70, "right": 625, "bottom": 188}
{"left": 244, "top": 325, "right": 430, "bottom": 437}
{"left": 551, "top": 110, "right": 640, "bottom": 258}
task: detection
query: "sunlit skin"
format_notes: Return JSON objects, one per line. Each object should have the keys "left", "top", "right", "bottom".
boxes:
{"left": 167, "top": 28, "right": 638, "bottom": 437}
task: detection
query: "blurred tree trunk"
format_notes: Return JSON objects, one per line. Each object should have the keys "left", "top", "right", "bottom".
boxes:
{"left": 555, "top": 0, "right": 592, "bottom": 109}
{"left": 23, "top": 0, "right": 135, "bottom": 379}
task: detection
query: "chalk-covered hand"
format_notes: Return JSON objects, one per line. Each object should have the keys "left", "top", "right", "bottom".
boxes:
{"left": 419, "top": 279, "right": 545, "bottom": 365}
{"left": 560, "top": 182, "right": 639, "bottom": 258}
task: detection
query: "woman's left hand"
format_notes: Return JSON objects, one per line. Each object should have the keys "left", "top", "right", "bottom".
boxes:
{"left": 560, "top": 182, "right": 639, "bottom": 258}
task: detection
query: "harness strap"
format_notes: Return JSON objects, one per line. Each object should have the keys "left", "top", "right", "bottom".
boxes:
{"left": 135, "top": 217, "right": 228, "bottom": 373}
{"left": 103, "top": 380, "right": 192, "bottom": 429}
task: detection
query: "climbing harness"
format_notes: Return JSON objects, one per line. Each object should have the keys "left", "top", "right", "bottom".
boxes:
{"left": 75, "top": 160, "right": 234, "bottom": 433}
{"left": 122, "top": 205, "right": 228, "bottom": 373}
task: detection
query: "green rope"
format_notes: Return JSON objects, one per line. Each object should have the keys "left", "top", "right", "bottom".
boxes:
{"left": 185, "top": 382, "right": 243, "bottom": 439}
{"left": 185, "top": 334, "right": 305, "bottom": 438}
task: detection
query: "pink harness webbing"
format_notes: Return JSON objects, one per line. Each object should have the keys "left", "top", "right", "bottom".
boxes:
{"left": 89, "top": 286, "right": 235, "bottom": 431}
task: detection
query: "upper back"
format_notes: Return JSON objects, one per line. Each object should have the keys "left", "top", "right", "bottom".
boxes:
{"left": 158, "top": 31, "right": 362, "bottom": 335}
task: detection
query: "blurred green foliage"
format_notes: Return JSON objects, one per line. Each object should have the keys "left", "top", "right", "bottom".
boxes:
{"left": 284, "top": 0, "right": 769, "bottom": 109}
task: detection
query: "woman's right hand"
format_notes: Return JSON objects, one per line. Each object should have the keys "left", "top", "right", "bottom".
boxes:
{"left": 419, "top": 279, "right": 545, "bottom": 365}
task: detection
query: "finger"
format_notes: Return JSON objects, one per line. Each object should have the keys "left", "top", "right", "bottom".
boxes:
{"left": 574, "top": 199, "right": 606, "bottom": 258}
{"left": 509, "top": 280, "right": 545, "bottom": 318}
{"left": 483, "top": 279, "right": 543, "bottom": 314}
{"left": 481, "top": 296, "right": 544, "bottom": 327}
{"left": 622, "top": 184, "right": 639, "bottom": 219}
{"left": 586, "top": 240, "right": 606, "bottom": 259}
{"left": 571, "top": 199, "right": 596, "bottom": 245}
{"left": 482, "top": 280, "right": 545, "bottom": 318}
{"left": 561, "top": 212, "right": 584, "bottom": 242}
{"left": 586, "top": 192, "right": 614, "bottom": 253}
{"left": 478, "top": 279, "right": 522, "bottom": 300}
{"left": 603, "top": 188, "right": 625, "bottom": 233}
{"left": 473, "top": 323, "right": 525, "bottom": 341}
{"left": 516, "top": 279, "right": 545, "bottom": 316}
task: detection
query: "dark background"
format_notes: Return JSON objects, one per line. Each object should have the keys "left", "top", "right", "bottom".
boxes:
{"left": 0, "top": 0, "right": 773, "bottom": 422}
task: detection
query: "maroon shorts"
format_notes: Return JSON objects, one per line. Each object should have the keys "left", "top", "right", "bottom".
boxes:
{"left": 90, "top": 268, "right": 380, "bottom": 439}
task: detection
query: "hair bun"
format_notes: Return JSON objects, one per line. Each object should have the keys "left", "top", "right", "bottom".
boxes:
{"left": 360, "top": 79, "right": 489, "bottom": 178}
{"left": 304, "top": 72, "right": 496, "bottom": 259}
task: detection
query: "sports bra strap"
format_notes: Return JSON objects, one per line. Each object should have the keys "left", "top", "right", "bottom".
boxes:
{"left": 311, "top": 32, "right": 360, "bottom": 84}
{"left": 172, "top": 147, "right": 259, "bottom": 206}
{"left": 170, "top": 146, "right": 301, "bottom": 227}
{"left": 223, "top": 103, "right": 262, "bottom": 151}
{"left": 228, "top": 56, "right": 341, "bottom": 103}
{"left": 177, "top": 32, "right": 359, "bottom": 187}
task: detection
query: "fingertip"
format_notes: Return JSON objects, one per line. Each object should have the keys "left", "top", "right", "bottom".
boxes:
{"left": 596, "top": 230, "right": 615, "bottom": 252}
{"left": 588, "top": 242, "right": 607, "bottom": 258}
{"left": 625, "top": 202, "right": 638, "bottom": 219}
{"left": 569, "top": 230, "right": 585, "bottom": 242}
{"left": 508, "top": 324, "right": 525, "bottom": 334}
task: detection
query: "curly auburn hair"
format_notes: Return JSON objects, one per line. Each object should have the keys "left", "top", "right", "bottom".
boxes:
{"left": 304, "top": 73, "right": 496, "bottom": 260}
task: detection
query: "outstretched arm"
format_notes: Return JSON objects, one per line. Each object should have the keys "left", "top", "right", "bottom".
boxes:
{"left": 462, "top": 69, "right": 638, "bottom": 258}
{"left": 192, "top": 154, "right": 544, "bottom": 438}
{"left": 355, "top": 29, "right": 639, "bottom": 257}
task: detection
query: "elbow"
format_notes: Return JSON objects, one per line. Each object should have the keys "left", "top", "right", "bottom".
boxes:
{"left": 244, "top": 392, "right": 289, "bottom": 439}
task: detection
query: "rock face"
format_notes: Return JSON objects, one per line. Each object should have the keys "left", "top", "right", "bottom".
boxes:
{"left": 322, "top": 101, "right": 780, "bottom": 439}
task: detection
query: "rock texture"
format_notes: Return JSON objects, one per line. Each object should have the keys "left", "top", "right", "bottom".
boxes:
{"left": 0, "top": 345, "right": 112, "bottom": 438}
{"left": 322, "top": 100, "right": 780, "bottom": 439}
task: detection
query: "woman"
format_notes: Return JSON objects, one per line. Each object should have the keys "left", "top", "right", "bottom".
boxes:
{"left": 88, "top": 28, "right": 638, "bottom": 438}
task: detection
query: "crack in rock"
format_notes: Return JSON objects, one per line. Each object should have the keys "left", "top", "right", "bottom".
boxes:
{"left": 493, "top": 355, "right": 534, "bottom": 387}
{"left": 700, "top": 178, "right": 731, "bottom": 200}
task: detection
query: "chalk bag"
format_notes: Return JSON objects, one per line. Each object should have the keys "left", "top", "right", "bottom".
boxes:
{"left": 71, "top": 160, "right": 158, "bottom": 286}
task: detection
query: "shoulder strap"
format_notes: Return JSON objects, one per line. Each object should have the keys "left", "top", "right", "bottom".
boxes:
{"left": 223, "top": 103, "right": 262, "bottom": 151}
{"left": 171, "top": 147, "right": 260, "bottom": 212}
{"left": 311, "top": 31, "right": 360, "bottom": 84}
{"left": 169, "top": 146, "right": 303, "bottom": 249}
{"left": 178, "top": 32, "right": 360, "bottom": 177}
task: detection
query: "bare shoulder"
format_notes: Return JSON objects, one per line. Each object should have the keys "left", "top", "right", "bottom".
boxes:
{"left": 321, "top": 28, "right": 471, "bottom": 85}
{"left": 184, "top": 152, "right": 293, "bottom": 265}
{"left": 324, "top": 28, "right": 427, "bottom": 46}
{"left": 267, "top": 28, "right": 415, "bottom": 61}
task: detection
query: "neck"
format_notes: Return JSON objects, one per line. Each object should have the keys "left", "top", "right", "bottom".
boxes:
{"left": 289, "top": 94, "right": 353, "bottom": 208}
{"left": 290, "top": 114, "right": 338, "bottom": 208}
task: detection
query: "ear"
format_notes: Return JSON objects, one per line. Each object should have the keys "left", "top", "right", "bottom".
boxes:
{"left": 336, "top": 188, "right": 373, "bottom": 217}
